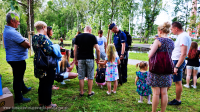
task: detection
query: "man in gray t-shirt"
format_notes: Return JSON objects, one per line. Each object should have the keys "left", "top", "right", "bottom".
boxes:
{"left": 96, "top": 30, "right": 107, "bottom": 60}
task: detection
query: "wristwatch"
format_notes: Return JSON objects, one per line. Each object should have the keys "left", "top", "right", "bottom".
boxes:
{"left": 175, "top": 66, "right": 179, "bottom": 69}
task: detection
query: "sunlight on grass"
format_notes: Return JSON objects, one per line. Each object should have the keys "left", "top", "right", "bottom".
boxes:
{"left": 0, "top": 47, "right": 199, "bottom": 112}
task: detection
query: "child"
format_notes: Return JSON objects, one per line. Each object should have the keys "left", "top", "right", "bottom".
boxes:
{"left": 95, "top": 60, "right": 106, "bottom": 88}
{"left": 135, "top": 61, "right": 152, "bottom": 104}
{"left": 98, "top": 44, "right": 120, "bottom": 95}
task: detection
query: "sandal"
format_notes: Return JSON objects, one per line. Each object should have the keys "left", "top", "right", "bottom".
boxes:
{"left": 46, "top": 104, "right": 57, "bottom": 109}
{"left": 52, "top": 85, "right": 59, "bottom": 90}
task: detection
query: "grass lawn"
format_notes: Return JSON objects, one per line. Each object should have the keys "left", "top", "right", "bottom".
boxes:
{"left": 129, "top": 52, "right": 149, "bottom": 61}
{"left": 51, "top": 40, "right": 72, "bottom": 44}
{"left": 0, "top": 47, "right": 200, "bottom": 112}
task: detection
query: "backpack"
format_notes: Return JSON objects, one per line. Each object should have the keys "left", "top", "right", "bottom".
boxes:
{"left": 96, "top": 68, "right": 106, "bottom": 83}
{"left": 123, "top": 30, "right": 132, "bottom": 50}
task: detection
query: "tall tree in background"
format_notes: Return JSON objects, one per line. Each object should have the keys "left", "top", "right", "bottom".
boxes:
{"left": 143, "top": 0, "right": 162, "bottom": 43}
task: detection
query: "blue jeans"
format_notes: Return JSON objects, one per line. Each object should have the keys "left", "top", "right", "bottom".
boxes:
{"left": 173, "top": 60, "right": 185, "bottom": 82}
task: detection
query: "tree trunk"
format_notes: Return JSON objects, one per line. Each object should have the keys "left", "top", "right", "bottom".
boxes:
{"left": 30, "top": 0, "right": 34, "bottom": 31}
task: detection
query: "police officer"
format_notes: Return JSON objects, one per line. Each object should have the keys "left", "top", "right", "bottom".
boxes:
{"left": 109, "top": 23, "right": 128, "bottom": 85}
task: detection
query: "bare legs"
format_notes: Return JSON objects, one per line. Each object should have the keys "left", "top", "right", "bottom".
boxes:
{"left": 107, "top": 80, "right": 118, "bottom": 93}
{"left": 88, "top": 79, "right": 93, "bottom": 94}
{"left": 113, "top": 80, "right": 118, "bottom": 92}
{"left": 152, "top": 87, "right": 160, "bottom": 112}
{"left": 192, "top": 69, "right": 198, "bottom": 87}
{"left": 79, "top": 79, "right": 84, "bottom": 94}
{"left": 186, "top": 69, "right": 192, "bottom": 86}
{"left": 152, "top": 87, "right": 168, "bottom": 112}
{"left": 160, "top": 87, "right": 168, "bottom": 112}
{"left": 107, "top": 81, "right": 111, "bottom": 93}
{"left": 175, "top": 81, "right": 182, "bottom": 102}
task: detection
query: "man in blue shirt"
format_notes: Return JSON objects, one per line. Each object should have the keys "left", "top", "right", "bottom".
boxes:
{"left": 3, "top": 12, "right": 31, "bottom": 103}
{"left": 109, "top": 23, "right": 128, "bottom": 85}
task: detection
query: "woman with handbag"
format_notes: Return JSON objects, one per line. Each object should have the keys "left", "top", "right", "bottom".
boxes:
{"left": 147, "top": 22, "right": 174, "bottom": 112}
{"left": 32, "top": 21, "right": 57, "bottom": 109}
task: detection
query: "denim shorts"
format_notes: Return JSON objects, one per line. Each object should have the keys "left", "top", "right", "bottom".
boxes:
{"left": 60, "top": 72, "right": 69, "bottom": 79}
{"left": 173, "top": 60, "right": 185, "bottom": 82}
{"left": 78, "top": 59, "right": 94, "bottom": 80}
{"left": 186, "top": 66, "right": 199, "bottom": 70}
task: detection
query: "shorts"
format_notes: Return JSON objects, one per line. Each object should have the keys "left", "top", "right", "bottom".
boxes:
{"left": 60, "top": 72, "right": 69, "bottom": 79}
{"left": 78, "top": 59, "right": 94, "bottom": 80}
{"left": 173, "top": 60, "right": 185, "bottom": 82}
{"left": 186, "top": 66, "right": 199, "bottom": 70}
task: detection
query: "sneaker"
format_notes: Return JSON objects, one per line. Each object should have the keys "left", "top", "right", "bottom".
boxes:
{"left": 22, "top": 87, "right": 32, "bottom": 94}
{"left": 106, "top": 91, "right": 111, "bottom": 95}
{"left": 147, "top": 101, "right": 152, "bottom": 104}
{"left": 168, "top": 99, "right": 176, "bottom": 105}
{"left": 60, "top": 81, "right": 66, "bottom": 85}
{"left": 79, "top": 93, "right": 84, "bottom": 97}
{"left": 15, "top": 98, "right": 31, "bottom": 103}
{"left": 168, "top": 99, "right": 181, "bottom": 105}
{"left": 88, "top": 91, "right": 95, "bottom": 97}
{"left": 191, "top": 85, "right": 197, "bottom": 89}
{"left": 111, "top": 90, "right": 116, "bottom": 94}
{"left": 138, "top": 100, "right": 143, "bottom": 103}
{"left": 183, "top": 84, "right": 190, "bottom": 88}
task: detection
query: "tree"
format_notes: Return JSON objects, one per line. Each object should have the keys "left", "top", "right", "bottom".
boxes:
{"left": 143, "top": 0, "right": 162, "bottom": 43}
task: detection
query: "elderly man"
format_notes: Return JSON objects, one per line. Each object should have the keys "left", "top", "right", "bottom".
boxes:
{"left": 109, "top": 23, "right": 128, "bottom": 85}
{"left": 74, "top": 25, "right": 100, "bottom": 97}
{"left": 3, "top": 12, "right": 31, "bottom": 103}
{"left": 168, "top": 22, "right": 191, "bottom": 105}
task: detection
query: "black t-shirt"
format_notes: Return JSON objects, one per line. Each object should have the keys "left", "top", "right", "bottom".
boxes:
{"left": 186, "top": 50, "right": 200, "bottom": 67}
{"left": 72, "top": 38, "right": 76, "bottom": 47}
{"left": 60, "top": 60, "right": 70, "bottom": 73}
{"left": 75, "top": 33, "right": 98, "bottom": 60}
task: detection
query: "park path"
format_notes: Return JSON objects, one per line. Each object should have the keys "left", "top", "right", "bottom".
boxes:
{"left": 128, "top": 59, "right": 148, "bottom": 65}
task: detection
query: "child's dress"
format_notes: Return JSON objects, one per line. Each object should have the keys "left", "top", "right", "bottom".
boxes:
{"left": 96, "top": 68, "right": 106, "bottom": 85}
{"left": 105, "top": 56, "right": 119, "bottom": 81}
{"left": 136, "top": 71, "right": 152, "bottom": 96}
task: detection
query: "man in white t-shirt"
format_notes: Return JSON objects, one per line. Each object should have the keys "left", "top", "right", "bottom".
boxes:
{"left": 168, "top": 22, "right": 191, "bottom": 105}
{"left": 96, "top": 30, "right": 107, "bottom": 60}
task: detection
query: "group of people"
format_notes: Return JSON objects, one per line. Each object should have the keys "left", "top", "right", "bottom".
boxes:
{"left": 2, "top": 12, "right": 198, "bottom": 112}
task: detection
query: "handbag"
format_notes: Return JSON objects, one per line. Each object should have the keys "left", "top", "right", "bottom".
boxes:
{"left": 36, "top": 47, "right": 56, "bottom": 69}
{"left": 55, "top": 73, "right": 64, "bottom": 82}
{"left": 149, "top": 39, "right": 174, "bottom": 74}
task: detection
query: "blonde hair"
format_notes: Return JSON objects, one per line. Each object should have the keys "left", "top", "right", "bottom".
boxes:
{"left": 60, "top": 49, "right": 70, "bottom": 71}
{"left": 157, "top": 22, "right": 171, "bottom": 34}
{"left": 106, "top": 44, "right": 117, "bottom": 62}
{"left": 34, "top": 21, "right": 47, "bottom": 30}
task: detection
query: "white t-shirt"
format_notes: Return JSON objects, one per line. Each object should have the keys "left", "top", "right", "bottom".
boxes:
{"left": 96, "top": 36, "right": 107, "bottom": 52}
{"left": 171, "top": 32, "right": 191, "bottom": 60}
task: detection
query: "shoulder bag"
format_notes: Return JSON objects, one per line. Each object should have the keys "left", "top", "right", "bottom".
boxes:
{"left": 149, "top": 39, "right": 174, "bottom": 74}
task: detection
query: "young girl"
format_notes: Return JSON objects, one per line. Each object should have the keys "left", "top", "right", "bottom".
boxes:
{"left": 98, "top": 44, "right": 120, "bottom": 95}
{"left": 135, "top": 61, "right": 152, "bottom": 104}
{"left": 184, "top": 42, "right": 200, "bottom": 89}
{"left": 59, "top": 49, "right": 78, "bottom": 84}
{"left": 95, "top": 60, "right": 106, "bottom": 88}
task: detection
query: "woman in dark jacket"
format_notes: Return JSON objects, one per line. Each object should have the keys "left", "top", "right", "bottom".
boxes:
{"left": 32, "top": 21, "right": 57, "bottom": 108}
